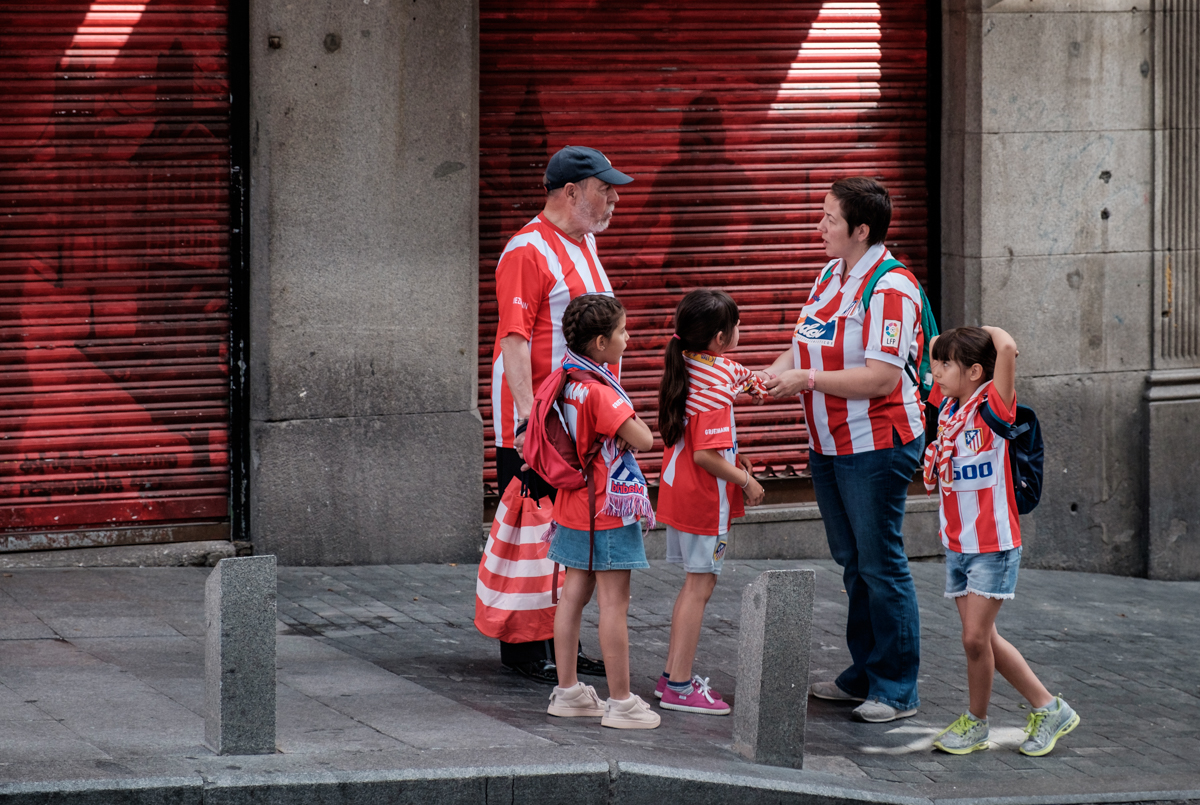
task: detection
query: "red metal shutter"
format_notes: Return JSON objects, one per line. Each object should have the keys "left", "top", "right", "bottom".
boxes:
{"left": 0, "top": 2, "right": 232, "bottom": 542}
{"left": 479, "top": 1, "right": 930, "bottom": 493}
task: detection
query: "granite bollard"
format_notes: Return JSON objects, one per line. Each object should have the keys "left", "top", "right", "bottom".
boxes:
{"left": 731, "top": 568, "right": 815, "bottom": 768}
{"left": 205, "top": 555, "right": 277, "bottom": 755}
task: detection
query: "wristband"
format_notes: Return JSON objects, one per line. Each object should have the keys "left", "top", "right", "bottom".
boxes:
{"left": 739, "top": 469, "right": 752, "bottom": 489}
{"left": 514, "top": 418, "right": 528, "bottom": 437}
{"left": 807, "top": 367, "right": 817, "bottom": 391}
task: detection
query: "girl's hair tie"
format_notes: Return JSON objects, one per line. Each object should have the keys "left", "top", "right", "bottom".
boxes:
{"left": 671, "top": 333, "right": 681, "bottom": 340}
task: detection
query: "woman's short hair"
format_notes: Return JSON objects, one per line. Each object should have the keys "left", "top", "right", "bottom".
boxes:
{"left": 830, "top": 177, "right": 892, "bottom": 245}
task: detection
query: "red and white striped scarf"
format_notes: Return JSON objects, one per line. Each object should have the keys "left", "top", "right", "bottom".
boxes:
{"left": 923, "top": 381, "right": 991, "bottom": 493}
{"left": 683, "top": 351, "right": 768, "bottom": 416}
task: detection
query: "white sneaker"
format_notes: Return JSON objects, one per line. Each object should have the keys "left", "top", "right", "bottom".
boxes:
{"left": 809, "top": 681, "right": 866, "bottom": 703}
{"left": 601, "top": 694, "right": 661, "bottom": 729}
{"left": 547, "top": 682, "right": 605, "bottom": 717}
{"left": 852, "top": 699, "right": 918, "bottom": 723}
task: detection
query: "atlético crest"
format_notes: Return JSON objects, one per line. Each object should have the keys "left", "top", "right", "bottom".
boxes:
{"left": 963, "top": 428, "right": 983, "bottom": 453}
{"left": 713, "top": 540, "right": 727, "bottom": 562}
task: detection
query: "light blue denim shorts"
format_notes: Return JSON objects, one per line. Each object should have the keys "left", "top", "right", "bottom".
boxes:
{"left": 945, "top": 546, "right": 1022, "bottom": 600}
{"left": 665, "top": 526, "right": 727, "bottom": 575}
{"left": 548, "top": 521, "right": 648, "bottom": 571}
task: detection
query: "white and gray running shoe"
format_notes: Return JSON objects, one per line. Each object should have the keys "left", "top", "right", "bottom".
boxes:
{"left": 1019, "top": 696, "right": 1079, "bottom": 756}
{"left": 933, "top": 713, "right": 990, "bottom": 755}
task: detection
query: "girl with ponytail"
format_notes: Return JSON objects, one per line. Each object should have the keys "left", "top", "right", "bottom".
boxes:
{"left": 654, "top": 289, "right": 767, "bottom": 716}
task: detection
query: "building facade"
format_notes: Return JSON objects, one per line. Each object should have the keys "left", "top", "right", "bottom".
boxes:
{"left": 3, "top": 1, "right": 1197, "bottom": 579}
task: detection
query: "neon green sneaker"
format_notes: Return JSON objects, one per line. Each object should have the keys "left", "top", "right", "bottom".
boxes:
{"left": 933, "top": 713, "right": 990, "bottom": 755}
{"left": 1019, "top": 697, "right": 1079, "bottom": 756}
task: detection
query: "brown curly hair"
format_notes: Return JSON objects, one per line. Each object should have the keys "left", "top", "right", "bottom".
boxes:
{"left": 562, "top": 294, "right": 626, "bottom": 355}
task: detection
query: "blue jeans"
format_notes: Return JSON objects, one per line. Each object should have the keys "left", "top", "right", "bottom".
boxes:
{"left": 809, "top": 431, "right": 922, "bottom": 711}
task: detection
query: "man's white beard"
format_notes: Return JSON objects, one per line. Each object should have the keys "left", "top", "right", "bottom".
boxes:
{"left": 577, "top": 193, "right": 612, "bottom": 234}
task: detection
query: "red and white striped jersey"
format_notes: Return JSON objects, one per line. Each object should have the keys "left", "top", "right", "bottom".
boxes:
{"left": 790, "top": 244, "right": 925, "bottom": 456}
{"left": 491, "top": 214, "right": 615, "bottom": 447}
{"left": 938, "top": 388, "right": 1022, "bottom": 554}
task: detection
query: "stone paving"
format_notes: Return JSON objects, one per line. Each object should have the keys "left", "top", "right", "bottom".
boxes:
{"left": 273, "top": 559, "right": 1200, "bottom": 798}
{"left": 0, "top": 560, "right": 1196, "bottom": 802}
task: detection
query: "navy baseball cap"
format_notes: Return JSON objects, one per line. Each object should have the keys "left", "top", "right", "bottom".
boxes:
{"left": 544, "top": 145, "right": 634, "bottom": 190}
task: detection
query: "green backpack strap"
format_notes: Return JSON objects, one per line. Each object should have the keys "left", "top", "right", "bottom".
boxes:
{"left": 859, "top": 259, "right": 940, "bottom": 399}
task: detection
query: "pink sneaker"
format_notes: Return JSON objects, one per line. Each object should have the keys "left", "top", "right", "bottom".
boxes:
{"left": 659, "top": 681, "right": 732, "bottom": 715}
{"left": 655, "top": 674, "right": 723, "bottom": 700}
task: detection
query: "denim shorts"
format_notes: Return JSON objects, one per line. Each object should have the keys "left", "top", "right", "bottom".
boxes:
{"left": 548, "top": 522, "right": 648, "bottom": 571}
{"left": 944, "top": 546, "right": 1022, "bottom": 600}
{"left": 665, "top": 526, "right": 727, "bottom": 575}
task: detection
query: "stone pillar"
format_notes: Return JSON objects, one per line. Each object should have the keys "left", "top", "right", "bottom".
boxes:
{"left": 944, "top": 1, "right": 1154, "bottom": 574}
{"left": 247, "top": 0, "right": 482, "bottom": 564}
{"left": 205, "top": 556, "right": 277, "bottom": 755}
{"left": 731, "top": 569, "right": 814, "bottom": 768}
{"left": 1145, "top": 4, "right": 1200, "bottom": 581}
{"left": 1146, "top": 372, "right": 1200, "bottom": 580}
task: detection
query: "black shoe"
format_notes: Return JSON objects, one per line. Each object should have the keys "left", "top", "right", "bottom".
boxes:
{"left": 575, "top": 649, "right": 606, "bottom": 677}
{"left": 505, "top": 658, "right": 558, "bottom": 685}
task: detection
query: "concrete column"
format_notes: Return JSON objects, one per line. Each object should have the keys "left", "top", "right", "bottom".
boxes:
{"left": 1145, "top": 4, "right": 1200, "bottom": 581}
{"left": 247, "top": 0, "right": 482, "bottom": 564}
{"left": 1146, "top": 372, "right": 1200, "bottom": 580}
{"left": 944, "top": 0, "right": 1154, "bottom": 574}
{"left": 731, "top": 569, "right": 814, "bottom": 768}
{"left": 205, "top": 556, "right": 277, "bottom": 755}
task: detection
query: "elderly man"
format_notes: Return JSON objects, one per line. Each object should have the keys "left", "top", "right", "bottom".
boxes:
{"left": 489, "top": 145, "right": 634, "bottom": 683}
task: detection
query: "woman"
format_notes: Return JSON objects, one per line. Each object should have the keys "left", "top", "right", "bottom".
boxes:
{"left": 758, "top": 177, "right": 926, "bottom": 723}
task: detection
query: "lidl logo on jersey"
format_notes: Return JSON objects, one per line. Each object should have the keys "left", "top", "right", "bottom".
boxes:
{"left": 795, "top": 316, "right": 838, "bottom": 347}
{"left": 882, "top": 319, "right": 902, "bottom": 349}
{"left": 963, "top": 428, "right": 982, "bottom": 453}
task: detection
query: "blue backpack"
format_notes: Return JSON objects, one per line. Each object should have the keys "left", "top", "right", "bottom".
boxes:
{"left": 979, "top": 396, "right": 1044, "bottom": 515}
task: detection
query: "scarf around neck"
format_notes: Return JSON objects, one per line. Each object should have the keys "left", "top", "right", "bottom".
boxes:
{"left": 560, "top": 348, "right": 656, "bottom": 529}
{"left": 923, "top": 381, "right": 991, "bottom": 494}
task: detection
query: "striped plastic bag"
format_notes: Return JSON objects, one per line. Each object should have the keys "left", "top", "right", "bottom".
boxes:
{"left": 474, "top": 476, "right": 561, "bottom": 643}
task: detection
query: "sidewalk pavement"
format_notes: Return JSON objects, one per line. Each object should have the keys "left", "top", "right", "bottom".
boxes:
{"left": 0, "top": 559, "right": 1196, "bottom": 804}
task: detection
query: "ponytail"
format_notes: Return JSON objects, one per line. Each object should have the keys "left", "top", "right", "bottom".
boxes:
{"left": 657, "top": 289, "right": 740, "bottom": 448}
{"left": 658, "top": 338, "right": 690, "bottom": 448}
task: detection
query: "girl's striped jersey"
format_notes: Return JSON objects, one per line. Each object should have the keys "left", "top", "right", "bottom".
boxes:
{"left": 936, "top": 385, "right": 1022, "bottom": 554}
{"left": 490, "top": 214, "right": 615, "bottom": 448}
{"left": 658, "top": 352, "right": 761, "bottom": 536}
{"left": 658, "top": 404, "right": 744, "bottom": 537}
{"left": 790, "top": 243, "right": 925, "bottom": 456}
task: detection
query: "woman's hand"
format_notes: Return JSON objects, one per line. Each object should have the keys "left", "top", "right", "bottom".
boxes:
{"left": 764, "top": 369, "right": 809, "bottom": 398}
